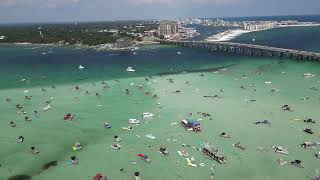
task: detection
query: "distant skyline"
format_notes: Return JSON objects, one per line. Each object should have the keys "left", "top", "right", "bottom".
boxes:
{"left": 0, "top": 0, "right": 320, "bottom": 23}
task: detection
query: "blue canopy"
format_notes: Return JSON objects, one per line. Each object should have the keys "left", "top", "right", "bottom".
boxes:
{"left": 186, "top": 118, "right": 200, "bottom": 126}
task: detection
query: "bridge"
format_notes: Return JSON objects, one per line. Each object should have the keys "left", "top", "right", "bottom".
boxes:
{"left": 157, "top": 40, "right": 320, "bottom": 61}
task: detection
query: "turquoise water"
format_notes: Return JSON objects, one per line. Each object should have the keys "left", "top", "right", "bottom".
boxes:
{"left": 0, "top": 31, "right": 320, "bottom": 180}
{"left": 233, "top": 26, "right": 320, "bottom": 52}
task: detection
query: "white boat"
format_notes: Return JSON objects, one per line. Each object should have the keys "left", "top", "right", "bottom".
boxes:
{"left": 177, "top": 51, "right": 182, "bottom": 55}
{"left": 79, "top": 65, "right": 85, "bottom": 70}
{"left": 129, "top": 119, "right": 140, "bottom": 124}
{"left": 122, "top": 126, "right": 133, "bottom": 131}
{"left": 42, "top": 104, "right": 52, "bottom": 112}
{"left": 127, "top": 67, "right": 136, "bottom": 72}
{"left": 113, "top": 136, "right": 121, "bottom": 142}
{"left": 111, "top": 144, "right": 121, "bottom": 150}
{"left": 303, "top": 73, "right": 315, "bottom": 77}
{"left": 104, "top": 122, "right": 112, "bottom": 129}
{"left": 142, "top": 112, "right": 154, "bottom": 118}
{"left": 273, "top": 145, "right": 288, "bottom": 155}
{"left": 145, "top": 134, "right": 156, "bottom": 139}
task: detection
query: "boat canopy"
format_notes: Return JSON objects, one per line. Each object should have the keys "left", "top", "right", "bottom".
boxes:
{"left": 186, "top": 118, "right": 200, "bottom": 126}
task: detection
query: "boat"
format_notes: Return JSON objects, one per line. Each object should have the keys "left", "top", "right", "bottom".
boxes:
{"left": 254, "top": 120, "right": 271, "bottom": 125}
{"left": 42, "top": 104, "right": 52, "bottom": 112}
{"left": 277, "top": 159, "right": 287, "bottom": 166}
{"left": 273, "top": 145, "right": 288, "bottom": 155}
{"left": 113, "top": 135, "right": 121, "bottom": 142}
{"left": 202, "top": 143, "right": 227, "bottom": 164}
{"left": 145, "top": 134, "right": 156, "bottom": 139}
{"left": 304, "top": 118, "right": 316, "bottom": 123}
{"left": 111, "top": 144, "right": 121, "bottom": 150}
{"left": 127, "top": 67, "right": 136, "bottom": 72}
{"left": 122, "top": 126, "right": 133, "bottom": 131}
{"left": 142, "top": 112, "right": 154, "bottom": 118}
{"left": 303, "top": 128, "right": 314, "bottom": 134}
{"left": 233, "top": 142, "right": 246, "bottom": 150}
{"left": 180, "top": 118, "right": 201, "bottom": 132}
{"left": 186, "top": 157, "right": 197, "bottom": 167}
{"left": 301, "top": 141, "right": 317, "bottom": 149}
{"left": 177, "top": 51, "right": 182, "bottom": 55}
{"left": 137, "top": 154, "right": 151, "bottom": 163}
{"left": 177, "top": 150, "right": 189, "bottom": 157}
{"left": 303, "top": 73, "right": 315, "bottom": 77}
{"left": 64, "top": 113, "right": 74, "bottom": 121}
{"left": 104, "top": 122, "right": 112, "bottom": 129}
{"left": 129, "top": 119, "right": 140, "bottom": 124}
{"left": 78, "top": 65, "right": 84, "bottom": 70}
{"left": 159, "top": 147, "right": 169, "bottom": 156}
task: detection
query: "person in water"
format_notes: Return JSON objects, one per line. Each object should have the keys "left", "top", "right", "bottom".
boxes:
{"left": 30, "top": 146, "right": 39, "bottom": 154}
{"left": 70, "top": 156, "right": 78, "bottom": 165}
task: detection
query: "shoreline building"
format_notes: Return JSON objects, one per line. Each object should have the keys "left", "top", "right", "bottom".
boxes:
{"left": 242, "top": 21, "right": 278, "bottom": 31}
{"left": 157, "top": 21, "right": 179, "bottom": 37}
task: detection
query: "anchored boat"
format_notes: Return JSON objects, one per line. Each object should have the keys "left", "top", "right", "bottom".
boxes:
{"left": 129, "top": 119, "right": 140, "bottom": 124}
{"left": 180, "top": 118, "right": 201, "bottom": 132}
{"left": 142, "top": 112, "right": 154, "bottom": 118}
{"left": 127, "top": 67, "right": 136, "bottom": 72}
{"left": 202, "top": 143, "right": 227, "bottom": 164}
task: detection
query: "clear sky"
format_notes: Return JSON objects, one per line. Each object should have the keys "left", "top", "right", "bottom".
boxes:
{"left": 0, "top": 0, "right": 320, "bottom": 23}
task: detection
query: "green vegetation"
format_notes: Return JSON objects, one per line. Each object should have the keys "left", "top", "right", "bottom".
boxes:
{"left": 0, "top": 21, "right": 158, "bottom": 46}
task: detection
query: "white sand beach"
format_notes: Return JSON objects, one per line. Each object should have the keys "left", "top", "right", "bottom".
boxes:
{"left": 205, "top": 29, "right": 251, "bottom": 42}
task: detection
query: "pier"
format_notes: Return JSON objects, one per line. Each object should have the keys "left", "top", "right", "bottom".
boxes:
{"left": 158, "top": 40, "right": 320, "bottom": 61}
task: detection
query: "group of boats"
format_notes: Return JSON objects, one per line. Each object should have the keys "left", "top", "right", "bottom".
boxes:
{"left": 104, "top": 112, "right": 154, "bottom": 129}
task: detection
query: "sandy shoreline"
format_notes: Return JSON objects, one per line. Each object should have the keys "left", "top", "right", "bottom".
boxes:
{"left": 205, "top": 24, "right": 320, "bottom": 42}
{"left": 205, "top": 29, "right": 251, "bottom": 42}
